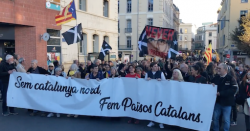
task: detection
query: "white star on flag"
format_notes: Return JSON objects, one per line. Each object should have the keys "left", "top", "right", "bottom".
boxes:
{"left": 173, "top": 40, "right": 178, "bottom": 45}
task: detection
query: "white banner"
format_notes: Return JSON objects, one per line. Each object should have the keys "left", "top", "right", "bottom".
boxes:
{"left": 7, "top": 72, "right": 217, "bottom": 131}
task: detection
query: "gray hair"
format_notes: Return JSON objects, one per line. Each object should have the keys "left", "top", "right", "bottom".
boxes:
{"left": 136, "top": 67, "right": 143, "bottom": 71}
{"left": 31, "top": 59, "right": 38, "bottom": 64}
{"left": 18, "top": 58, "right": 25, "bottom": 63}
{"left": 219, "top": 63, "right": 228, "bottom": 71}
{"left": 94, "top": 59, "right": 100, "bottom": 64}
{"left": 70, "top": 64, "right": 79, "bottom": 71}
{"left": 55, "top": 67, "right": 62, "bottom": 73}
{"left": 111, "top": 67, "right": 119, "bottom": 76}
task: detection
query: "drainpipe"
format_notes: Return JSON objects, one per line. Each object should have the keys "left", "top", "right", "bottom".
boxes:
{"left": 136, "top": 0, "right": 139, "bottom": 60}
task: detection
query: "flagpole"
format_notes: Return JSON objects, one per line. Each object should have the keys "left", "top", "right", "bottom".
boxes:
{"left": 73, "top": 0, "right": 79, "bottom": 63}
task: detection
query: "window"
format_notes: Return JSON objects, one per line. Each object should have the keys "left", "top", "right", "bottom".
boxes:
{"left": 127, "top": 19, "right": 131, "bottom": 28}
{"left": 184, "top": 36, "right": 187, "bottom": 41}
{"left": 127, "top": 0, "right": 131, "bottom": 13}
{"left": 209, "top": 32, "right": 212, "bottom": 37}
{"left": 79, "top": 0, "right": 86, "bottom": 11}
{"left": 221, "top": 16, "right": 226, "bottom": 30}
{"left": 241, "top": 0, "right": 248, "bottom": 3}
{"left": 118, "top": 1, "right": 119, "bottom": 13}
{"left": 223, "top": 35, "right": 225, "bottom": 46}
{"left": 240, "top": 10, "right": 248, "bottom": 17}
{"left": 47, "top": 29, "right": 60, "bottom": 45}
{"left": 93, "top": 35, "right": 99, "bottom": 52}
{"left": 217, "top": 25, "right": 220, "bottom": 33}
{"left": 127, "top": 36, "right": 131, "bottom": 48}
{"left": 118, "top": 20, "right": 120, "bottom": 33}
{"left": 148, "top": 0, "right": 153, "bottom": 11}
{"left": 179, "top": 35, "right": 182, "bottom": 40}
{"left": 184, "top": 29, "right": 187, "bottom": 33}
{"left": 103, "top": 0, "right": 109, "bottom": 17}
{"left": 148, "top": 18, "right": 153, "bottom": 26}
{"left": 80, "top": 33, "right": 87, "bottom": 54}
{"left": 180, "top": 28, "right": 183, "bottom": 34}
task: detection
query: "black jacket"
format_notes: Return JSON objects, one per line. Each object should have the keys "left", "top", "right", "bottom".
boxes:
{"left": 147, "top": 71, "right": 162, "bottom": 79}
{"left": 78, "top": 66, "right": 87, "bottom": 79}
{"left": 188, "top": 75, "right": 207, "bottom": 84}
{"left": 181, "top": 71, "right": 190, "bottom": 82}
{"left": 211, "top": 74, "right": 238, "bottom": 106}
{"left": 0, "top": 61, "right": 16, "bottom": 83}
{"left": 27, "top": 66, "right": 49, "bottom": 75}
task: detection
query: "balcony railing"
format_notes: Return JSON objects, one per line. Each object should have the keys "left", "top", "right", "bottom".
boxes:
{"left": 125, "top": 28, "right": 132, "bottom": 33}
{"left": 118, "top": 45, "right": 133, "bottom": 50}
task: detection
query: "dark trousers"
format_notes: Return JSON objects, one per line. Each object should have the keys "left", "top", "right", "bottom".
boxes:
{"left": 231, "top": 104, "right": 237, "bottom": 122}
{"left": 245, "top": 114, "right": 250, "bottom": 130}
{"left": 0, "top": 80, "right": 3, "bottom": 99}
{"left": 2, "top": 83, "right": 14, "bottom": 113}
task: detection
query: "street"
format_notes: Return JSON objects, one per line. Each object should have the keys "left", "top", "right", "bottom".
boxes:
{"left": 0, "top": 106, "right": 246, "bottom": 131}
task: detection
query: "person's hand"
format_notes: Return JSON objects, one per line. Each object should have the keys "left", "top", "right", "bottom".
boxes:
{"left": 157, "top": 78, "right": 161, "bottom": 81}
{"left": 167, "top": 79, "right": 170, "bottom": 81}
{"left": 135, "top": 76, "right": 138, "bottom": 79}
{"left": 217, "top": 92, "right": 220, "bottom": 96}
{"left": 212, "top": 83, "right": 215, "bottom": 87}
{"left": 12, "top": 69, "right": 16, "bottom": 72}
{"left": 45, "top": 74, "right": 48, "bottom": 76}
{"left": 87, "top": 78, "right": 89, "bottom": 80}
{"left": 56, "top": 75, "right": 59, "bottom": 77}
{"left": 147, "top": 78, "right": 151, "bottom": 81}
{"left": 8, "top": 70, "right": 13, "bottom": 74}
{"left": 96, "top": 78, "right": 100, "bottom": 81}
{"left": 27, "top": 72, "right": 30, "bottom": 74}
{"left": 118, "top": 75, "right": 121, "bottom": 78}
{"left": 179, "top": 80, "right": 182, "bottom": 82}
{"left": 112, "top": 76, "right": 115, "bottom": 79}
{"left": 66, "top": 77, "right": 68, "bottom": 79}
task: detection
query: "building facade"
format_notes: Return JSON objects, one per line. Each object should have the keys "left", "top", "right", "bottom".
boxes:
{"left": 217, "top": 0, "right": 250, "bottom": 64}
{"left": 0, "top": 0, "right": 60, "bottom": 69}
{"left": 118, "top": 0, "right": 174, "bottom": 61}
{"left": 178, "top": 23, "right": 193, "bottom": 52}
{"left": 173, "top": 4, "right": 180, "bottom": 32}
{"left": 194, "top": 24, "right": 217, "bottom": 53}
{"left": 61, "top": 0, "right": 118, "bottom": 66}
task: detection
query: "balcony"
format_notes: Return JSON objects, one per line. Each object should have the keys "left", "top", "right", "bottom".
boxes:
{"left": 194, "top": 43, "right": 204, "bottom": 50}
{"left": 125, "top": 28, "right": 132, "bottom": 33}
{"left": 118, "top": 45, "right": 133, "bottom": 50}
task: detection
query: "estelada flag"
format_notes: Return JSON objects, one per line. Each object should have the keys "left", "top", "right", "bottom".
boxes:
{"left": 55, "top": 0, "right": 77, "bottom": 26}
{"left": 204, "top": 43, "right": 212, "bottom": 64}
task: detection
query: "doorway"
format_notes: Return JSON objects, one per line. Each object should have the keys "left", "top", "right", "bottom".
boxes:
{"left": 0, "top": 40, "right": 15, "bottom": 58}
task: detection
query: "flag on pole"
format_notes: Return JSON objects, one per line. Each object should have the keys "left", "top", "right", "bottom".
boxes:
{"left": 204, "top": 43, "right": 212, "bottom": 64}
{"left": 138, "top": 27, "right": 148, "bottom": 57}
{"left": 212, "top": 49, "right": 220, "bottom": 62}
{"left": 62, "top": 23, "right": 83, "bottom": 45}
{"left": 55, "top": 0, "right": 77, "bottom": 26}
{"left": 98, "top": 41, "right": 112, "bottom": 61}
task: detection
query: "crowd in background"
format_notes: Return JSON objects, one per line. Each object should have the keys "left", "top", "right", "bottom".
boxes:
{"left": 0, "top": 54, "right": 249, "bottom": 131}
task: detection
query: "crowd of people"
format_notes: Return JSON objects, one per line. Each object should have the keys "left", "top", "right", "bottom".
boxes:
{"left": 0, "top": 54, "right": 250, "bottom": 131}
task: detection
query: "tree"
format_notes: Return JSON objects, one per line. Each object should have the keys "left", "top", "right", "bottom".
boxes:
{"left": 231, "top": 14, "right": 250, "bottom": 52}
{"left": 239, "top": 14, "right": 250, "bottom": 43}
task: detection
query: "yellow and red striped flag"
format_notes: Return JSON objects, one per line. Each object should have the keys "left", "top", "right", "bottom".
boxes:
{"left": 204, "top": 43, "right": 212, "bottom": 64}
{"left": 55, "top": 0, "right": 76, "bottom": 26}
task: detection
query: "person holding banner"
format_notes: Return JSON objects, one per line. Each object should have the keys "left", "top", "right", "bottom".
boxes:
{"left": 47, "top": 67, "right": 68, "bottom": 118}
{"left": 145, "top": 62, "right": 165, "bottom": 129}
{"left": 211, "top": 63, "right": 238, "bottom": 131}
{"left": 126, "top": 65, "right": 140, "bottom": 124}
{"left": 86, "top": 65, "right": 104, "bottom": 81}
{"left": 188, "top": 65, "right": 207, "bottom": 84}
{"left": 0, "top": 55, "right": 18, "bottom": 116}
{"left": 27, "top": 59, "right": 49, "bottom": 116}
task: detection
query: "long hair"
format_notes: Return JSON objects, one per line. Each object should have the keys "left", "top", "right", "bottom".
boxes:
{"left": 242, "top": 71, "right": 249, "bottom": 86}
{"left": 171, "top": 69, "right": 184, "bottom": 81}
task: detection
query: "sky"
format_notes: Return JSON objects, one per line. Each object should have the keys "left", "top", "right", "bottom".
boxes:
{"left": 173, "top": 0, "right": 222, "bottom": 27}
